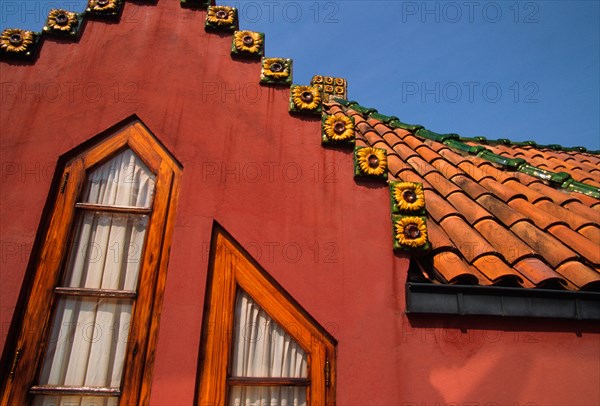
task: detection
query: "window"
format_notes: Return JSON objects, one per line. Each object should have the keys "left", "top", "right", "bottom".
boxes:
{"left": 196, "top": 227, "right": 336, "bottom": 405}
{"left": 1, "top": 121, "right": 181, "bottom": 406}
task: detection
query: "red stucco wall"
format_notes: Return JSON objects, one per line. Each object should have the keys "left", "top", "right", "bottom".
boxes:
{"left": 1, "top": 1, "right": 599, "bottom": 405}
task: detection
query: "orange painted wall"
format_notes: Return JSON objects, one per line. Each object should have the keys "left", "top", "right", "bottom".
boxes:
{"left": 1, "top": 1, "right": 598, "bottom": 405}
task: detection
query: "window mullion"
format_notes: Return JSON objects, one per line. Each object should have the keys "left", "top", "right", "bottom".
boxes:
{"left": 29, "top": 385, "right": 121, "bottom": 396}
{"left": 75, "top": 202, "right": 152, "bottom": 214}
{"left": 54, "top": 287, "right": 137, "bottom": 299}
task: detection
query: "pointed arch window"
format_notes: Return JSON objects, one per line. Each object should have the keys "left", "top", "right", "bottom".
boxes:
{"left": 196, "top": 228, "right": 336, "bottom": 405}
{"left": 2, "top": 121, "right": 181, "bottom": 406}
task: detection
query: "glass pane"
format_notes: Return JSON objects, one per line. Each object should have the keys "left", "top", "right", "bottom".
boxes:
{"left": 81, "top": 148, "right": 155, "bottom": 208}
{"left": 229, "top": 386, "right": 307, "bottom": 406}
{"left": 33, "top": 396, "right": 118, "bottom": 406}
{"left": 62, "top": 212, "right": 149, "bottom": 291}
{"left": 231, "top": 290, "right": 308, "bottom": 378}
{"left": 38, "top": 298, "right": 133, "bottom": 389}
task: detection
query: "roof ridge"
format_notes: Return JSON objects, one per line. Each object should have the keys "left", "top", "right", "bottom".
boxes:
{"left": 333, "top": 98, "right": 600, "bottom": 155}
{"left": 332, "top": 98, "right": 599, "bottom": 200}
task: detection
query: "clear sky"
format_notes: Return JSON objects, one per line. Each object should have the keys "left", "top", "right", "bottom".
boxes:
{"left": 2, "top": 0, "right": 599, "bottom": 149}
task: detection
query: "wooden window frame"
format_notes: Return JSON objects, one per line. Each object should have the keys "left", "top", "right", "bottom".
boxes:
{"left": 1, "top": 121, "right": 182, "bottom": 406}
{"left": 196, "top": 226, "right": 337, "bottom": 405}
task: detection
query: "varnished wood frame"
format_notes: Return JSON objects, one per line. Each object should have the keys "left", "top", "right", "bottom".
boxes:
{"left": 196, "top": 225, "right": 337, "bottom": 405}
{"left": 1, "top": 121, "right": 182, "bottom": 406}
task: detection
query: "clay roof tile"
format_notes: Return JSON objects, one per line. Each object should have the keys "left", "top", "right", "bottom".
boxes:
{"left": 547, "top": 224, "right": 600, "bottom": 265}
{"left": 510, "top": 221, "right": 578, "bottom": 267}
{"left": 472, "top": 256, "right": 524, "bottom": 286}
{"left": 452, "top": 175, "right": 491, "bottom": 200}
{"left": 431, "top": 252, "right": 481, "bottom": 285}
{"left": 512, "top": 257, "right": 567, "bottom": 287}
{"left": 473, "top": 219, "right": 535, "bottom": 264}
{"left": 439, "top": 215, "right": 497, "bottom": 263}
{"left": 555, "top": 261, "right": 600, "bottom": 291}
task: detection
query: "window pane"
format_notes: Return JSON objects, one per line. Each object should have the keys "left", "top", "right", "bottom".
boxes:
{"left": 62, "top": 212, "right": 149, "bottom": 291}
{"left": 38, "top": 298, "right": 132, "bottom": 389}
{"left": 81, "top": 149, "right": 155, "bottom": 208}
{"left": 231, "top": 290, "right": 308, "bottom": 378}
{"left": 229, "top": 386, "right": 307, "bottom": 406}
{"left": 33, "top": 396, "right": 118, "bottom": 406}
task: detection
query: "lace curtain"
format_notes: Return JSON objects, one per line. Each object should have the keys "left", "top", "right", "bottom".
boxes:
{"left": 34, "top": 149, "right": 155, "bottom": 406}
{"left": 229, "top": 290, "right": 308, "bottom": 406}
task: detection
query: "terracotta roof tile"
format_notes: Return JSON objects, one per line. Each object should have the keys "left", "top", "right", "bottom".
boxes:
{"left": 415, "top": 145, "right": 443, "bottom": 164}
{"left": 472, "top": 256, "right": 524, "bottom": 286}
{"left": 508, "top": 198, "right": 565, "bottom": 230}
{"left": 577, "top": 225, "right": 600, "bottom": 245}
{"left": 457, "top": 161, "right": 497, "bottom": 182}
{"left": 534, "top": 200, "right": 597, "bottom": 231}
{"left": 425, "top": 139, "right": 452, "bottom": 154}
{"left": 512, "top": 257, "right": 567, "bottom": 288}
{"left": 407, "top": 156, "right": 439, "bottom": 178}
{"left": 439, "top": 215, "right": 496, "bottom": 263}
{"left": 325, "top": 100, "right": 600, "bottom": 292}
{"left": 547, "top": 225, "right": 600, "bottom": 265}
{"left": 510, "top": 221, "right": 578, "bottom": 267}
{"left": 431, "top": 252, "right": 481, "bottom": 285}
{"left": 393, "top": 143, "right": 420, "bottom": 161}
{"left": 555, "top": 261, "right": 600, "bottom": 291}
{"left": 473, "top": 219, "right": 535, "bottom": 264}
{"left": 452, "top": 175, "right": 490, "bottom": 200}
{"left": 424, "top": 171, "right": 462, "bottom": 197}
{"left": 387, "top": 154, "right": 412, "bottom": 177}
{"left": 476, "top": 194, "right": 530, "bottom": 227}
{"left": 447, "top": 192, "right": 494, "bottom": 225}
{"left": 426, "top": 220, "right": 457, "bottom": 254}
{"left": 424, "top": 191, "right": 462, "bottom": 223}
{"left": 570, "top": 192, "right": 600, "bottom": 208}
{"left": 381, "top": 131, "right": 403, "bottom": 147}
{"left": 396, "top": 168, "right": 428, "bottom": 185}
{"left": 480, "top": 178, "right": 527, "bottom": 203}
{"left": 529, "top": 182, "right": 581, "bottom": 206}
{"left": 403, "top": 135, "right": 427, "bottom": 151}
{"left": 503, "top": 179, "right": 550, "bottom": 203}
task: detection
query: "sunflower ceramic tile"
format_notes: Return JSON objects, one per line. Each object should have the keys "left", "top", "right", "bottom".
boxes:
{"left": 205, "top": 6, "right": 238, "bottom": 32}
{"left": 86, "top": 0, "right": 124, "bottom": 19}
{"left": 392, "top": 214, "right": 430, "bottom": 252}
{"left": 260, "top": 57, "right": 293, "bottom": 86}
{"left": 354, "top": 146, "right": 388, "bottom": 180}
{"left": 43, "top": 9, "right": 85, "bottom": 38}
{"left": 0, "top": 29, "right": 41, "bottom": 61}
{"left": 321, "top": 114, "right": 355, "bottom": 147}
{"left": 231, "top": 31, "right": 264, "bottom": 58}
{"left": 289, "top": 85, "right": 322, "bottom": 115}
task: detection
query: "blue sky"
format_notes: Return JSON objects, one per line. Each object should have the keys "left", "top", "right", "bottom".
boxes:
{"left": 2, "top": 0, "right": 599, "bottom": 149}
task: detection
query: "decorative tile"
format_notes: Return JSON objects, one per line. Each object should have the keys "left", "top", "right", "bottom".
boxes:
{"left": 260, "top": 57, "right": 292, "bottom": 86}
{"left": 311, "top": 75, "right": 347, "bottom": 100}
{"left": 231, "top": 30, "right": 264, "bottom": 58}
{"left": 86, "top": 0, "right": 124, "bottom": 19}
{"left": 392, "top": 215, "right": 430, "bottom": 252}
{"left": 0, "top": 28, "right": 41, "bottom": 61}
{"left": 327, "top": 98, "right": 600, "bottom": 290}
{"left": 205, "top": 6, "right": 238, "bottom": 32}
{"left": 43, "top": 9, "right": 85, "bottom": 38}
{"left": 354, "top": 146, "right": 387, "bottom": 180}
{"left": 321, "top": 113, "right": 355, "bottom": 147}
{"left": 390, "top": 181, "right": 426, "bottom": 214}
{"left": 289, "top": 85, "right": 322, "bottom": 115}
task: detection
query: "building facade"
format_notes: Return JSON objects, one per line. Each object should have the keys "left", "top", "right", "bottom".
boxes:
{"left": 1, "top": 1, "right": 599, "bottom": 405}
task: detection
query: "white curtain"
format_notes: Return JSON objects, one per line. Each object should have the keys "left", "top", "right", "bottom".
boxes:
{"left": 35, "top": 149, "right": 155, "bottom": 406}
{"left": 229, "top": 290, "right": 308, "bottom": 406}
